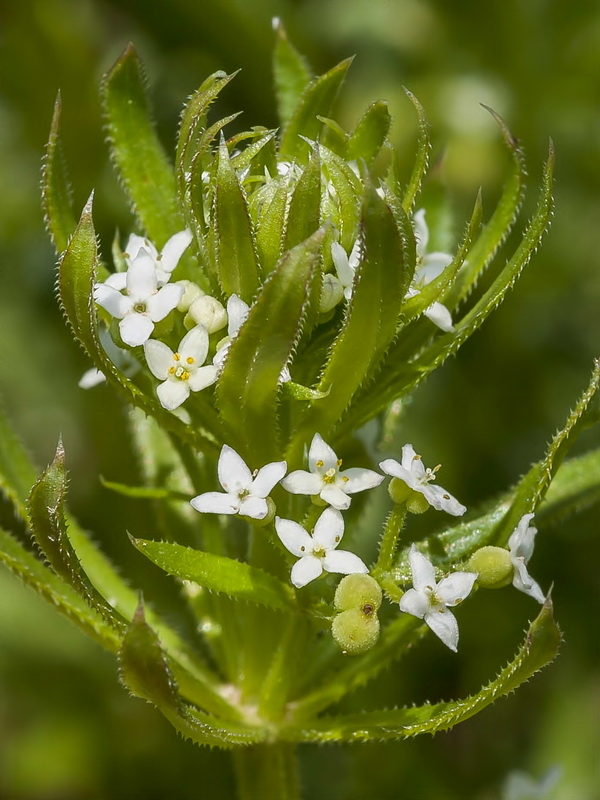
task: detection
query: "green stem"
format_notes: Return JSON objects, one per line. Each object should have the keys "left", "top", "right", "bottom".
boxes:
{"left": 373, "top": 503, "right": 407, "bottom": 575}
{"left": 233, "top": 742, "right": 301, "bottom": 800}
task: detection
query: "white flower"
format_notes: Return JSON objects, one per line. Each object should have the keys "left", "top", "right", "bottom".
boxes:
{"left": 275, "top": 507, "right": 368, "bottom": 588}
{"left": 399, "top": 545, "right": 477, "bottom": 652}
{"left": 330, "top": 240, "right": 361, "bottom": 301}
{"left": 144, "top": 326, "right": 218, "bottom": 410}
{"left": 282, "top": 433, "right": 383, "bottom": 510}
{"left": 409, "top": 209, "right": 454, "bottom": 332}
{"left": 190, "top": 445, "right": 287, "bottom": 520}
{"left": 213, "top": 294, "right": 291, "bottom": 382}
{"left": 94, "top": 249, "right": 183, "bottom": 347}
{"left": 508, "top": 513, "right": 545, "bottom": 603}
{"left": 380, "top": 444, "right": 466, "bottom": 516}
{"left": 123, "top": 229, "right": 192, "bottom": 286}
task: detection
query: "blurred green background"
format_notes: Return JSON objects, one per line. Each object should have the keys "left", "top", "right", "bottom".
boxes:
{"left": 0, "top": 0, "right": 598, "bottom": 798}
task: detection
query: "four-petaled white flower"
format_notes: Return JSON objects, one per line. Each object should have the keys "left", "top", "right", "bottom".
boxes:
{"left": 276, "top": 507, "right": 368, "bottom": 588}
{"left": 213, "top": 294, "right": 291, "bottom": 382}
{"left": 508, "top": 513, "right": 545, "bottom": 603}
{"left": 399, "top": 544, "right": 477, "bottom": 652}
{"left": 144, "top": 326, "right": 218, "bottom": 410}
{"left": 190, "top": 445, "right": 287, "bottom": 520}
{"left": 282, "top": 433, "right": 383, "bottom": 510}
{"left": 380, "top": 444, "right": 466, "bottom": 516}
{"left": 94, "top": 248, "right": 183, "bottom": 346}
{"left": 122, "top": 229, "right": 193, "bottom": 287}
{"left": 408, "top": 209, "right": 454, "bottom": 332}
{"left": 330, "top": 240, "right": 362, "bottom": 301}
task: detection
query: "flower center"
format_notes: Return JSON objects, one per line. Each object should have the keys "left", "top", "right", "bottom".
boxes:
{"left": 312, "top": 544, "right": 326, "bottom": 559}
{"left": 322, "top": 467, "right": 337, "bottom": 484}
{"left": 133, "top": 302, "right": 147, "bottom": 313}
{"left": 168, "top": 352, "right": 195, "bottom": 381}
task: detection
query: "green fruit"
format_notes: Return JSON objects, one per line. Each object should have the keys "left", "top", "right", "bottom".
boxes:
{"left": 467, "top": 546, "right": 514, "bottom": 589}
{"left": 334, "top": 573, "right": 383, "bottom": 612}
{"left": 332, "top": 608, "right": 380, "bottom": 655}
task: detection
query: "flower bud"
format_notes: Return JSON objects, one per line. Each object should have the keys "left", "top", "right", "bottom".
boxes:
{"left": 319, "top": 273, "right": 344, "bottom": 313}
{"left": 467, "top": 546, "right": 513, "bottom": 588}
{"left": 186, "top": 295, "right": 227, "bottom": 333}
{"left": 176, "top": 280, "right": 204, "bottom": 312}
{"left": 334, "top": 574, "right": 382, "bottom": 613}
{"left": 332, "top": 607, "right": 380, "bottom": 655}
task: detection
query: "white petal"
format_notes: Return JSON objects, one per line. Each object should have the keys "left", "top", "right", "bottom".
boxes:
{"left": 126, "top": 251, "right": 157, "bottom": 300}
{"left": 119, "top": 313, "right": 154, "bottom": 346}
{"left": 320, "top": 483, "right": 351, "bottom": 510}
{"left": 281, "top": 470, "right": 323, "bottom": 496}
{"left": 512, "top": 558, "right": 545, "bottom": 603}
{"left": 104, "top": 272, "right": 128, "bottom": 291}
{"left": 124, "top": 234, "right": 154, "bottom": 261}
{"left": 238, "top": 496, "right": 268, "bottom": 519}
{"left": 424, "top": 606, "right": 459, "bottom": 652}
{"left": 322, "top": 549, "right": 368, "bottom": 576}
{"left": 94, "top": 284, "right": 130, "bottom": 319}
{"left": 275, "top": 517, "right": 314, "bottom": 557}
{"left": 312, "top": 507, "right": 345, "bottom": 550}
{"left": 190, "top": 492, "right": 238, "bottom": 515}
{"left": 291, "top": 556, "right": 323, "bottom": 588}
{"left": 251, "top": 461, "right": 287, "bottom": 498}
{"left": 508, "top": 513, "right": 537, "bottom": 563}
{"left": 412, "top": 209, "right": 429, "bottom": 257}
{"left": 157, "top": 378, "right": 190, "bottom": 410}
{"left": 348, "top": 238, "right": 362, "bottom": 268}
{"left": 331, "top": 241, "right": 355, "bottom": 288}
{"left": 424, "top": 302, "right": 454, "bottom": 332}
{"left": 319, "top": 273, "right": 344, "bottom": 313}
{"left": 408, "top": 545, "right": 436, "bottom": 592}
{"left": 78, "top": 368, "right": 106, "bottom": 389}
{"left": 188, "top": 365, "right": 218, "bottom": 392}
{"left": 399, "top": 588, "right": 430, "bottom": 619}
{"left": 436, "top": 571, "right": 478, "bottom": 606}
{"left": 144, "top": 339, "right": 174, "bottom": 379}
{"left": 402, "top": 444, "right": 426, "bottom": 480}
{"left": 226, "top": 294, "right": 250, "bottom": 338}
{"left": 179, "top": 325, "right": 209, "bottom": 364}
{"left": 218, "top": 445, "right": 252, "bottom": 492}
{"left": 423, "top": 483, "right": 466, "bottom": 516}
{"left": 418, "top": 252, "right": 453, "bottom": 283}
{"left": 338, "top": 467, "right": 383, "bottom": 494}
{"left": 160, "top": 229, "right": 192, "bottom": 273}
{"left": 147, "top": 283, "right": 184, "bottom": 321}
{"left": 308, "top": 433, "right": 338, "bottom": 472}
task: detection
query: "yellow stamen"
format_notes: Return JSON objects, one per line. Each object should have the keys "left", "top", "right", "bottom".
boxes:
{"left": 168, "top": 366, "right": 176, "bottom": 375}
{"left": 316, "top": 460, "right": 324, "bottom": 468}
{"left": 174, "top": 353, "right": 181, "bottom": 362}
{"left": 186, "top": 357, "right": 194, "bottom": 365}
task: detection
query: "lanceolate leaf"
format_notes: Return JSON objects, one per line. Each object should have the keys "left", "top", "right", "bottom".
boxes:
{"left": 538, "top": 447, "right": 600, "bottom": 524}
{"left": 0, "top": 526, "right": 121, "bottom": 651}
{"left": 217, "top": 229, "right": 324, "bottom": 462}
{"left": 273, "top": 18, "right": 312, "bottom": 128}
{"left": 132, "top": 538, "right": 296, "bottom": 612}
{"left": 101, "top": 44, "right": 183, "bottom": 245}
{"left": 284, "top": 146, "right": 322, "bottom": 250}
{"left": 42, "top": 92, "right": 77, "bottom": 253}
{"left": 401, "top": 88, "right": 431, "bottom": 214}
{"left": 347, "top": 101, "right": 392, "bottom": 166}
{"left": 255, "top": 175, "right": 292, "bottom": 274}
{"left": 0, "top": 405, "right": 37, "bottom": 520}
{"left": 286, "top": 599, "right": 560, "bottom": 742}
{"left": 59, "top": 198, "right": 220, "bottom": 454}
{"left": 280, "top": 58, "right": 353, "bottom": 161}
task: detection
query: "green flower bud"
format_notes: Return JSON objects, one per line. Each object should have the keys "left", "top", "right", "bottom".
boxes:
{"left": 244, "top": 497, "right": 276, "bottom": 527}
{"left": 186, "top": 295, "right": 228, "bottom": 333}
{"left": 332, "top": 608, "right": 380, "bottom": 655}
{"left": 334, "top": 573, "right": 383, "bottom": 612}
{"left": 467, "top": 546, "right": 514, "bottom": 588}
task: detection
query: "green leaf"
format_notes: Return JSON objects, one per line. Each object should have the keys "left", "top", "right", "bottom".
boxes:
{"left": 401, "top": 88, "right": 431, "bottom": 214}
{"left": 317, "top": 143, "right": 362, "bottom": 250}
{"left": 132, "top": 538, "right": 296, "bottom": 612}
{"left": 284, "top": 146, "right": 322, "bottom": 250}
{"left": 347, "top": 101, "right": 392, "bottom": 166}
{"left": 291, "top": 183, "right": 414, "bottom": 451}
{"left": 217, "top": 229, "right": 324, "bottom": 462}
{"left": 0, "top": 405, "right": 37, "bottom": 520}
{"left": 273, "top": 18, "right": 312, "bottom": 128}
{"left": 42, "top": 92, "right": 77, "bottom": 253}
{"left": 280, "top": 58, "right": 353, "bottom": 161}
{"left": 101, "top": 477, "right": 191, "bottom": 502}
{"left": 58, "top": 197, "right": 220, "bottom": 454}
{"left": 27, "top": 441, "right": 125, "bottom": 630}
{"left": 101, "top": 44, "right": 183, "bottom": 245}
{"left": 538, "top": 447, "right": 600, "bottom": 524}
{"left": 255, "top": 175, "right": 292, "bottom": 274}
{"left": 0, "top": 526, "right": 122, "bottom": 651}
{"left": 286, "top": 599, "right": 560, "bottom": 742}
{"left": 120, "top": 602, "right": 263, "bottom": 747}
{"left": 213, "top": 136, "right": 260, "bottom": 301}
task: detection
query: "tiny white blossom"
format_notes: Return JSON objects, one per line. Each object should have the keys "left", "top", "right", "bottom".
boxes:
{"left": 330, "top": 240, "right": 361, "bottom": 301}
{"left": 508, "top": 513, "right": 545, "bottom": 603}
{"left": 399, "top": 545, "right": 477, "bottom": 652}
{"left": 123, "top": 229, "right": 193, "bottom": 286}
{"left": 144, "top": 326, "right": 217, "bottom": 410}
{"left": 190, "top": 445, "right": 287, "bottom": 520}
{"left": 409, "top": 209, "right": 454, "bottom": 332}
{"left": 213, "top": 294, "right": 291, "bottom": 382}
{"left": 276, "top": 507, "right": 368, "bottom": 588}
{"left": 94, "top": 249, "right": 183, "bottom": 347}
{"left": 282, "top": 433, "right": 383, "bottom": 510}
{"left": 380, "top": 444, "right": 466, "bottom": 516}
